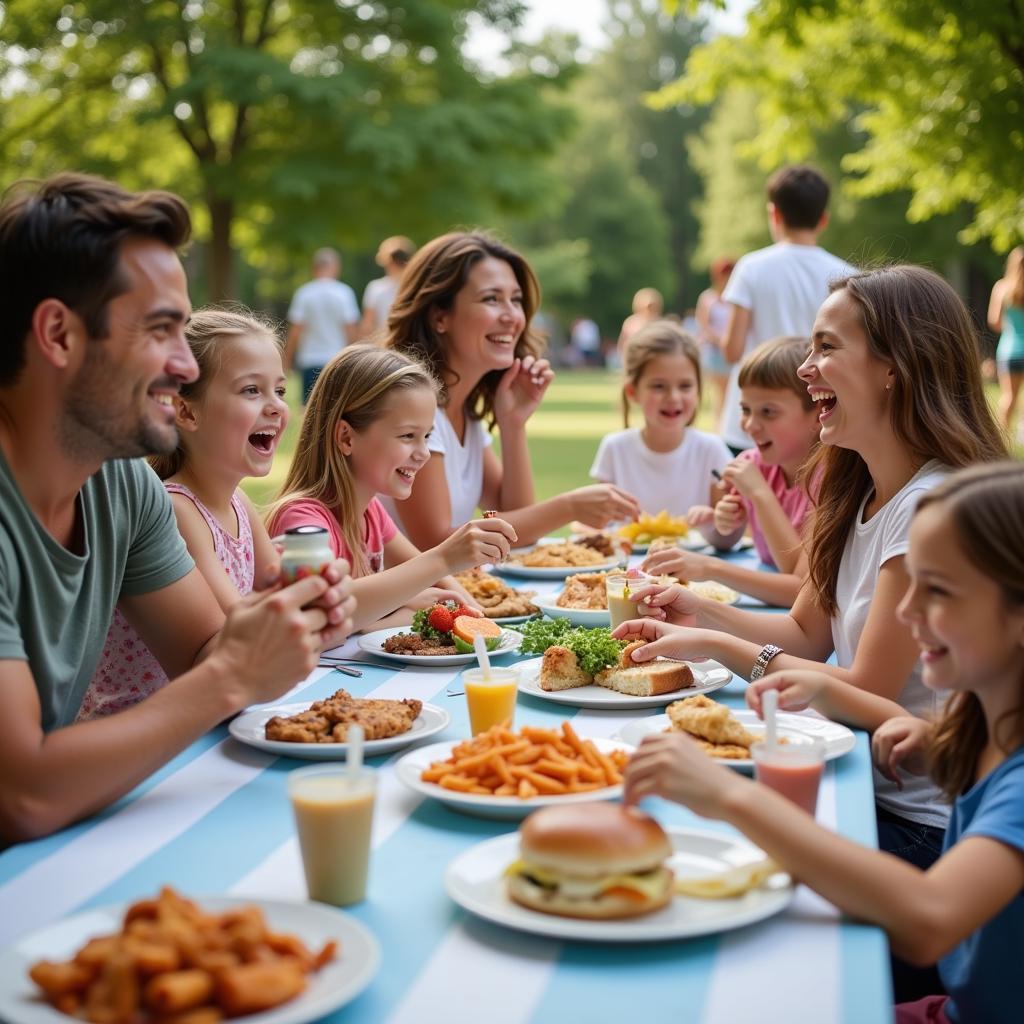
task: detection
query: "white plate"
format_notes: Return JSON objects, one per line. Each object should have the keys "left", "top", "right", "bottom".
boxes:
{"left": 517, "top": 656, "right": 733, "bottom": 710}
{"left": 0, "top": 897, "right": 379, "bottom": 1024}
{"left": 618, "top": 709, "right": 856, "bottom": 768}
{"left": 445, "top": 827, "right": 793, "bottom": 942}
{"left": 531, "top": 598, "right": 610, "bottom": 628}
{"left": 491, "top": 612, "right": 541, "bottom": 625}
{"left": 494, "top": 557, "right": 624, "bottom": 580}
{"left": 394, "top": 738, "right": 633, "bottom": 819}
{"left": 357, "top": 626, "right": 522, "bottom": 666}
{"left": 229, "top": 701, "right": 451, "bottom": 759}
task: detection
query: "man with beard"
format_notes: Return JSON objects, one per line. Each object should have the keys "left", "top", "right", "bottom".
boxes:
{"left": 0, "top": 173, "right": 356, "bottom": 843}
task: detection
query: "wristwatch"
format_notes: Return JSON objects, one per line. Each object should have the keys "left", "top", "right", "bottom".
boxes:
{"left": 749, "top": 643, "right": 783, "bottom": 681}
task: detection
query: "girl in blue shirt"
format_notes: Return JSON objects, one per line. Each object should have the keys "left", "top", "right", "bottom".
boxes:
{"left": 625, "top": 462, "right": 1024, "bottom": 1024}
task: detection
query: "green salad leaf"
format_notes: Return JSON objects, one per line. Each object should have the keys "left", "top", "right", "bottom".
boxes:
{"left": 411, "top": 607, "right": 449, "bottom": 643}
{"left": 512, "top": 618, "right": 625, "bottom": 677}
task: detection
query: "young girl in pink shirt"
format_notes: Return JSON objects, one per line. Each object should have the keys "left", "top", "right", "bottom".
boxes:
{"left": 79, "top": 309, "right": 288, "bottom": 719}
{"left": 643, "top": 336, "right": 820, "bottom": 607}
{"left": 266, "top": 345, "right": 515, "bottom": 633}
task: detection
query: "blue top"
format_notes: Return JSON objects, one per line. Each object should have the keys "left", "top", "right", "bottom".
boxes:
{"left": 940, "top": 745, "right": 1024, "bottom": 1023}
{"left": 996, "top": 305, "right": 1024, "bottom": 362}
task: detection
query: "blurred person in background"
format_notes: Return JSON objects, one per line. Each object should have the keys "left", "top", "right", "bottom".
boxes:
{"left": 569, "top": 315, "right": 602, "bottom": 367}
{"left": 285, "top": 246, "right": 360, "bottom": 404}
{"left": 696, "top": 256, "right": 736, "bottom": 422}
{"left": 615, "top": 287, "right": 663, "bottom": 366}
{"left": 359, "top": 235, "right": 415, "bottom": 342}
{"left": 987, "top": 245, "right": 1024, "bottom": 440}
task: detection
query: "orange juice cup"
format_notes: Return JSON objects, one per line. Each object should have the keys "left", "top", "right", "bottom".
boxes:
{"left": 288, "top": 765, "right": 377, "bottom": 906}
{"left": 752, "top": 738, "right": 826, "bottom": 817}
{"left": 463, "top": 666, "right": 519, "bottom": 735}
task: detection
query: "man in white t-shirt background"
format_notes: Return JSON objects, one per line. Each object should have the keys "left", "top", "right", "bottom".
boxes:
{"left": 285, "top": 247, "right": 360, "bottom": 403}
{"left": 358, "top": 235, "right": 415, "bottom": 342}
{"left": 719, "top": 165, "right": 856, "bottom": 453}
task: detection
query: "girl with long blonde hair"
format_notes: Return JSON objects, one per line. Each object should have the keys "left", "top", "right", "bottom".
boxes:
{"left": 80, "top": 307, "right": 288, "bottom": 718}
{"left": 266, "top": 345, "right": 515, "bottom": 632}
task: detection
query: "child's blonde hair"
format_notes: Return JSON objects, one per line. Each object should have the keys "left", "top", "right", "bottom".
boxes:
{"left": 918, "top": 463, "right": 1024, "bottom": 800}
{"left": 149, "top": 306, "right": 281, "bottom": 480}
{"left": 267, "top": 346, "right": 439, "bottom": 576}
{"left": 738, "top": 336, "right": 814, "bottom": 411}
{"left": 621, "top": 320, "right": 702, "bottom": 428}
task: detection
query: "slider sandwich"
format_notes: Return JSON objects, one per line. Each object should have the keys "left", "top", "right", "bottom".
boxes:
{"left": 505, "top": 803, "right": 673, "bottom": 919}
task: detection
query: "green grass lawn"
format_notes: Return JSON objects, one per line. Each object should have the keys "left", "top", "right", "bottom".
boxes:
{"left": 242, "top": 368, "right": 1017, "bottom": 511}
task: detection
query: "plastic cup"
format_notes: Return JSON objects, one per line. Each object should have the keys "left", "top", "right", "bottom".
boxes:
{"left": 605, "top": 572, "right": 654, "bottom": 629}
{"left": 288, "top": 764, "right": 376, "bottom": 906}
{"left": 463, "top": 666, "right": 519, "bottom": 735}
{"left": 752, "top": 737, "right": 826, "bottom": 816}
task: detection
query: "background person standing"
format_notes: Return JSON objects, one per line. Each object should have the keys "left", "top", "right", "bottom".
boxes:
{"left": 359, "top": 235, "right": 415, "bottom": 342}
{"left": 285, "top": 247, "right": 360, "bottom": 403}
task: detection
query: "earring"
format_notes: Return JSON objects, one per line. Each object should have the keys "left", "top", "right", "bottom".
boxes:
{"left": 885, "top": 383, "right": 892, "bottom": 391}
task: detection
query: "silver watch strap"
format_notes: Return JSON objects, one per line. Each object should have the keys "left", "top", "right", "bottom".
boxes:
{"left": 750, "top": 643, "right": 783, "bottom": 681}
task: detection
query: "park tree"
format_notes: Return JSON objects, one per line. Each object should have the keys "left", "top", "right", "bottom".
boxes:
{"left": 0, "top": 0, "right": 573, "bottom": 300}
{"left": 663, "top": 0, "right": 1024, "bottom": 251}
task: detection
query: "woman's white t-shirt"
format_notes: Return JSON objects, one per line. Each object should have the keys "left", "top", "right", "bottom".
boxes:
{"left": 386, "top": 407, "right": 493, "bottom": 533}
{"left": 590, "top": 427, "right": 731, "bottom": 516}
{"left": 833, "top": 459, "right": 950, "bottom": 828}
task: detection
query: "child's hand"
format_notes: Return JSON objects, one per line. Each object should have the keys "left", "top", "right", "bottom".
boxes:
{"left": 568, "top": 484, "right": 641, "bottom": 528}
{"left": 493, "top": 355, "right": 555, "bottom": 429}
{"left": 713, "top": 493, "right": 747, "bottom": 536}
{"left": 687, "top": 504, "right": 715, "bottom": 528}
{"left": 440, "top": 517, "right": 517, "bottom": 571}
{"left": 872, "top": 717, "right": 933, "bottom": 789}
{"left": 746, "top": 670, "right": 829, "bottom": 715}
{"left": 624, "top": 581, "right": 702, "bottom": 626}
{"left": 722, "top": 457, "right": 769, "bottom": 500}
{"left": 624, "top": 732, "right": 746, "bottom": 817}
{"left": 408, "top": 587, "right": 482, "bottom": 614}
{"left": 640, "top": 548, "right": 714, "bottom": 583}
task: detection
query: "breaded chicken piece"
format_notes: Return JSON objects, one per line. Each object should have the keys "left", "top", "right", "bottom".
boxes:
{"left": 539, "top": 646, "right": 593, "bottom": 691}
{"left": 266, "top": 690, "right": 422, "bottom": 744}
{"left": 666, "top": 694, "right": 758, "bottom": 748}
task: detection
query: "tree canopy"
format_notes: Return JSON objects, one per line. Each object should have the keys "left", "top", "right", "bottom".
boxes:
{"left": 0, "top": 0, "right": 573, "bottom": 299}
{"left": 664, "top": 0, "right": 1024, "bottom": 251}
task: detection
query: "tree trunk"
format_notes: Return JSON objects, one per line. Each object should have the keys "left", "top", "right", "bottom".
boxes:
{"left": 206, "top": 190, "right": 236, "bottom": 301}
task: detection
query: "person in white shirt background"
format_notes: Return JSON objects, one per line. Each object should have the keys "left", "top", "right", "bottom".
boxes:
{"left": 285, "top": 246, "right": 361, "bottom": 404}
{"left": 719, "top": 164, "right": 856, "bottom": 454}
{"left": 358, "top": 235, "right": 416, "bottom": 343}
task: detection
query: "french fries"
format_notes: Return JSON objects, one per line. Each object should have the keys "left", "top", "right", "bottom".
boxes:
{"left": 617, "top": 509, "right": 689, "bottom": 544}
{"left": 421, "top": 722, "right": 629, "bottom": 798}
{"left": 28, "top": 887, "right": 337, "bottom": 1023}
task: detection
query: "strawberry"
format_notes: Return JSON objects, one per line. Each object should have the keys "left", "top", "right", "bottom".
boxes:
{"left": 427, "top": 604, "right": 455, "bottom": 634}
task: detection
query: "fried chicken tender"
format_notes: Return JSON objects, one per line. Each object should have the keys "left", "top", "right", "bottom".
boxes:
{"left": 453, "top": 568, "right": 538, "bottom": 618}
{"left": 506, "top": 542, "right": 607, "bottom": 568}
{"left": 556, "top": 572, "right": 609, "bottom": 610}
{"left": 666, "top": 694, "right": 758, "bottom": 748}
{"left": 265, "top": 690, "right": 422, "bottom": 744}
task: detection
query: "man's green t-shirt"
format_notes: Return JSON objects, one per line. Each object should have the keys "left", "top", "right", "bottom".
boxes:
{"left": 0, "top": 450, "right": 194, "bottom": 731}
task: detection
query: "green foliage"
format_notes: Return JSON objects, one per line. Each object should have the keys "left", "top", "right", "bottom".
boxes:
{"left": 663, "top": 0, "right": 1024, "bottom": 251}
{"left": 0, "top": 0, "right": 573, "bottom": 299}
{"left": 511, "top": 618, "right": 625, "bottom": 675}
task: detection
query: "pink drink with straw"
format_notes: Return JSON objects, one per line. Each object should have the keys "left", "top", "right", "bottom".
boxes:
{"left": 753, "top": 749, "right": 824, "bottom": 816}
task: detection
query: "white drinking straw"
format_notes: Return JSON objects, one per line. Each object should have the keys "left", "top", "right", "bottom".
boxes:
{"left": 347, "top": 724, "right": 365, "bottom": 780}
{"left": 473, "top": 633, "right": 492, "bottom": 680}
{"left": 763, "top": 689, "right": 778, "bottom": 750}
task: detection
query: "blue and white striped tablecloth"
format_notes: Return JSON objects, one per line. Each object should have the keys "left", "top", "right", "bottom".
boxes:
{"left": 0, "top": 549, "right": 893, "bottom": 1023}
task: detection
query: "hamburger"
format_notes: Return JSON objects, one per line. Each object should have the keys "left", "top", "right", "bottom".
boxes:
{"left": 504, "top": 803, "right": 673, "bottom": 919}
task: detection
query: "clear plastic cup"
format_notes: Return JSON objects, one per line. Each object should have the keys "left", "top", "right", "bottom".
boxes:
{"left": 752, "top": 737, "right": 826, "bottom": 816}
{"left": 288, "top": 764, "right": 376, "bottom": 905}
{"left": 605, "top": 571, "right": 654, "bottom": 629}
{"left": 463, "top": 666, "right": 519, "bottom": 735}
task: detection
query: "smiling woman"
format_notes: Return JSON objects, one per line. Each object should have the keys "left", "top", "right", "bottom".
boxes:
{"left": 385, "top": 231, "right": 640, "bottom": 550}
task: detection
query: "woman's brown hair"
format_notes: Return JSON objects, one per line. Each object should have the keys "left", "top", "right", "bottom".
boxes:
{"left": 384, "top": 231, "right": 543, "bottom": 428}
{"left": 916, "top": 463, "right": 1024, "bottom": 799}
{"left": 621, "top": 320, "right": 702, "bottom": 428}
{"left": 805, "top": 265, "right": 1007, "bottom": 615}
{"left": 148, "top": 306, "right": 281, "bottom": 480}
{"left": 265, "top": 346, "right": 439, "bottom": 577}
